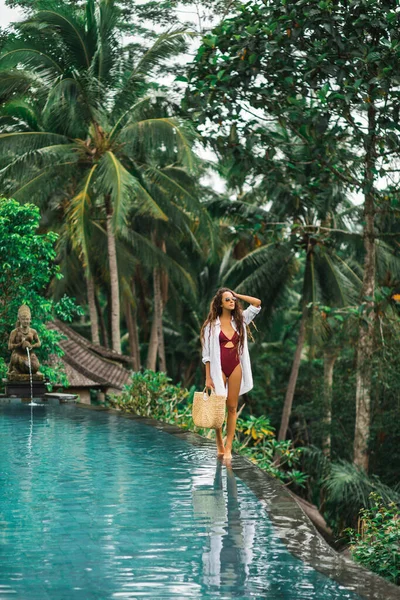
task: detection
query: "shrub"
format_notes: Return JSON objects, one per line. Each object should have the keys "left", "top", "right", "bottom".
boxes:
{"left": 346, "top": 493, "right": 400, "bottom": 585}
{"left": 108, "top": 370, "right": 192, "bottom": 425}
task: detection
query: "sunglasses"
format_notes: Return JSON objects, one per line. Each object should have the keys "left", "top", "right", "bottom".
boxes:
{"left": 223, "top": 297, "right": 237, "bottom": 302}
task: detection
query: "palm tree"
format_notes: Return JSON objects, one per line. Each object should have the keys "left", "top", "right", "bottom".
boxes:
{"left": 0, "top": 0, "right": 197, "bottom": 353}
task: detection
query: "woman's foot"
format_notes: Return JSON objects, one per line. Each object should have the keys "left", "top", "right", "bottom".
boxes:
{"left": 216, "top": 429, "right": 225, "bottom": 455}
{"left": 224, "top": 448, "right": 232, "bottom": 460}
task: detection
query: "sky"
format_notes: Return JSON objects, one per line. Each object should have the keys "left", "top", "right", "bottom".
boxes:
{"left": 0, "top": 1, "right": 23, "bottom": 25}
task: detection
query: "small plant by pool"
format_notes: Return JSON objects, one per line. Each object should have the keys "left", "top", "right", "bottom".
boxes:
{"left": 346, "top": 493, "right": 400, "bottom": 586}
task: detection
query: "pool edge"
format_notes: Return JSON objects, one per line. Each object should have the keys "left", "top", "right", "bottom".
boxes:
{"left": 75, "top": 403, "right": 399, "bottom": 600}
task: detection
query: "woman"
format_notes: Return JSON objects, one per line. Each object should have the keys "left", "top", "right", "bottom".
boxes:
{"left": 201, "top": 289, "right": 261, "bottom": 459}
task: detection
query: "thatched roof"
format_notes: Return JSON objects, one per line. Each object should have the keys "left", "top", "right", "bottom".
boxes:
{"left": 48, "top": 320, "right": 131, "bottom": 390}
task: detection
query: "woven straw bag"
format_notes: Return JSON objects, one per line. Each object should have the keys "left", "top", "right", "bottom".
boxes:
{"left": 192, "top": 387, "right": 226, "bottom": 429}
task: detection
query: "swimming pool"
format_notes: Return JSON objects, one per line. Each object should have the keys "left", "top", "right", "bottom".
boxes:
{"left": 0, "top": 401, "right": 395, "bottom": 599}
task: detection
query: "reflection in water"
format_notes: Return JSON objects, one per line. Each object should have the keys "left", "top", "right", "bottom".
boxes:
{"left": 192, "top": 460, "right": 254, "bottom": 594}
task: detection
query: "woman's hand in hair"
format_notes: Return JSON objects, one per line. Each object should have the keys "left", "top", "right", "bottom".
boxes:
{"left": 233, "top": 292, "right": 261, "bottom": 307}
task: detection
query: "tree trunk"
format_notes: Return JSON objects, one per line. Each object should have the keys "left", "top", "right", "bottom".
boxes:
{"left": 146, "top": 267, "right": 165, "bottom": 372}
{"left": 124, "top": 291, "right": 140, "bottom": 372}
{"left": 160, "top": 240, "right": 169, "bottom": 305}
{"left": 354, "top": 101, "right": 376, "bottom": 471}
{"left": 86, "top": 273, "right": 100, "bottom": 345}
{"left": 105, "top": 197, "right": 121, "bottom": 354}
{"left": 154, "top": 267, "right": 166, "bottom": 372}
{"left": 146, "top": 295, "right": 158, "bottom": 371}
{"left": 278, "top": 308, "right": 307, "bottom": 442}
{"left": 157, "top": 240, "right": 168, "bottom": 372}
{"left": 94, "top": 289, "right": 109, "bottom": 348}
{"left": 136, "top": 266, "right": 150, "bottom": 339}
{"left": 322, "top": 349, "right": 338, "bottom": 457}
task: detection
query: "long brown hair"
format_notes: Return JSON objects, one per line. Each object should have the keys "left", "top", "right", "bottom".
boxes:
{"left": 200, "top": 288, "right": 246, "bottom": 354}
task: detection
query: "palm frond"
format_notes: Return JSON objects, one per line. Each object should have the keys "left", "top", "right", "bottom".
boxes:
{"left": 43, "top": 76, "right": 80, "bottom": 111}
{"left": 302, "top": 445, "right": 332, "bottom": 481}
{"left": 139, "top": 164, "right": 199, "bottom": 213}
{"left": 52, "top": 229, "right": 86, "bottom": 300}
{"left": 314, "top": 249, "right": 361, "bottom": 306}
{"left": 335, "top": 252, "right": 364, "bottom": 285}
{"left": 0, "top": 71, "right": 43, "bottom": 103}
{"left": 24, "top": 8, "right": 92, "bottom": 69}
{"left": 10, "top": 163, "right": 76, "bottom": 205}
{"left": 196, "top": 205, "right": 221, "bottom": 262}
{"left": 119, "top": 226, "right": 195, "bottom": 295}
{"left": 67, "top": 165, "right": 98, "bottom": 265}
{"left": 223, "top": 242, "right": 298, "bottom": 313}
{"left": 90, "top": 0, "right": 119, "bottom": 82}
{"left": 376, "top": 239, "right": 400, "bottom": 282}
{"left": 324, "top": 460, "right": 400, "bottom": 523}
{"left": 0, "top": 43, "right": 65, "bottom": 76}
{"left": 133, "top": 184, "right": 191, "bottom": 235}
{"left": 0, "top": 143, "right": 79, "bottom": 185}
{"left": 0, "top": 131, "right": 70, "bottom": 155}
{"left": 120, "top": 117, "right": 197, "bottom": 172}
{"left": 205, "top": 197, "right": 269, "bottom": 224}
{"left": 0, "top": 99, "right": 40, "bottom": 131}
{"left": 129, "top": 28, "right": 194, "bottom": 79}
{"left": 96, "top": 151, "right": 168, "bottom": 226}
{"left": 42, "top": 77, "right": 92, "bottom": 136}
{"left": 109, "top": 96, "right": 153, "bottom": 139}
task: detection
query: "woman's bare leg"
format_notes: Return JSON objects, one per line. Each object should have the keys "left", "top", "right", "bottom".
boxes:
{"left": 224, "top": 364, "right": 242, "bottom": 459}
{"left": 216, "top": 428, "right": 224, "bottom": 455}
{"left": 216, "top": 372, "right": 227, "bottom": 455}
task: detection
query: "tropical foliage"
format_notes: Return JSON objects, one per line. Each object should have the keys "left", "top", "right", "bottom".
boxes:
{"left": 0, "top": 0, "right": 202, "bottom": 357}
{"left": 187, "top": 0, "right": 400, "bottom": 470}
{"left": 1, "top": 0, "right": 400, "bottom": 578}
{"left": 0, "top": 198, "right": 81, "bottom": 383}
{"left": 346, "top": 493, "right": 400, "bottom": 585}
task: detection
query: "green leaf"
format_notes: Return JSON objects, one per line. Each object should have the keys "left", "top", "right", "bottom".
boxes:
{"left": 203, "top": 35, "right": 218, "bottom": 48}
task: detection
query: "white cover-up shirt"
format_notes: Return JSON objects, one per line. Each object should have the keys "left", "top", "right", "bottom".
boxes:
{"left": 201, "top": 305, "right": 261, "bottom": 397}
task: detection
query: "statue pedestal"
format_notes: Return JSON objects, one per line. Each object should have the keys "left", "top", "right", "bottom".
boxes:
{"left": 5, "top": 379, "right": 47, "bottom": 398}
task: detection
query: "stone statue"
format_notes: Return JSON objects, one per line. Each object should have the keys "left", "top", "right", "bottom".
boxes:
{"left": 7, "top": 305, "right": 43, "bottom": 380}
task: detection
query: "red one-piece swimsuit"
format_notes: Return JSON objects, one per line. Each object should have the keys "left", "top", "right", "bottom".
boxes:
{"left": 219, "top": 329, "right": 240, "bottom": 378}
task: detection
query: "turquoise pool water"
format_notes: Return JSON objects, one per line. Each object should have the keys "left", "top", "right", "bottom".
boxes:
{"left": 0, "top": 402, "right": 361, "bottom": 600}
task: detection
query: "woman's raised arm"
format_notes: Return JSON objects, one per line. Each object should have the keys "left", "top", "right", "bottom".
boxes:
{"left": 233, "top": 292, "right": 261, "bottom": 307}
